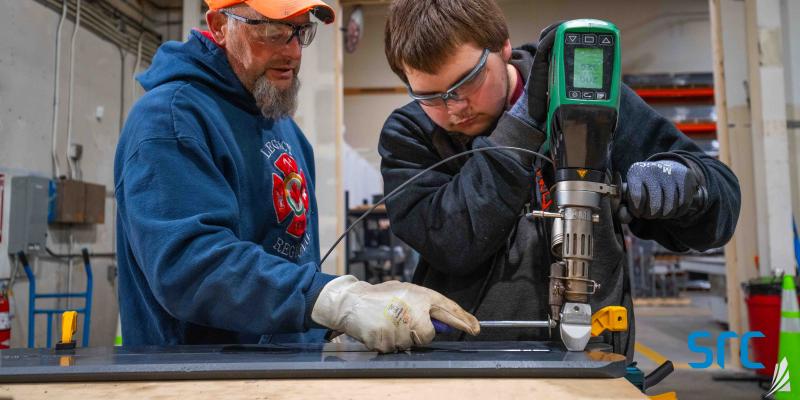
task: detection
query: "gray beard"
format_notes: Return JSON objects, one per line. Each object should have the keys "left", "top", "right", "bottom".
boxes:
{"left": 252, "top": 74, "right": 300, "bottom": 120}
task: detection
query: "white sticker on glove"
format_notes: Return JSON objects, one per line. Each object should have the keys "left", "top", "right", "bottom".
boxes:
{"left": 384, "top": 297, "right": 411, "bottom": 327}
{"left": 653, "top": 162, "right": 673, "bottom": 175}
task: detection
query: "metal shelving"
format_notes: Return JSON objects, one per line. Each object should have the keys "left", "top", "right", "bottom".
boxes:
{"left": 625, "top": 72, "right": 717, "bottom": 143}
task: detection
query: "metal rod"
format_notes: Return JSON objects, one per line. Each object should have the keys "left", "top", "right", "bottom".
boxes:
{"left": 526, "top": 210, "right": 562, "bottom": 219}
{"left": 31, "top": 293, "right": 88, "bottom": 299}
{"left": 480, "top": 320, "right": 555, "bottom": 329}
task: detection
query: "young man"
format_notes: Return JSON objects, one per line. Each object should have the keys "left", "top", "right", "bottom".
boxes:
{"left": 379, "top": 0, "right": 740, "bottom": 359}
{"left": 115, "top": 0, "right": 479, "bottom": 352}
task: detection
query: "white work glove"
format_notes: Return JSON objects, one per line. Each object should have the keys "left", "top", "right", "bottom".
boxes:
{"left": 311, "top": 275, "right": 480, "bottom": 353}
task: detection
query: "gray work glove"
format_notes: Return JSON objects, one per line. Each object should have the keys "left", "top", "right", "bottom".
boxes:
{"left": 624, "top": 159, "right": 706, "bottom": 220}
{"left": 311, "top": 276, "right": 480, "bottom": 353}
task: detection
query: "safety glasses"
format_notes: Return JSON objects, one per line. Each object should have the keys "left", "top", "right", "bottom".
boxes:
{"left": 407, "top": 48, "right": 490, "bottom": 107}
{"left": 221, "top": 10, "right": 318, "bottom": 48}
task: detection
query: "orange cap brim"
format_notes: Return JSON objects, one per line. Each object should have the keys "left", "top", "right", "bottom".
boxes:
{"left": 205, "top": 0, "right": 244, "bottom": 10}
{"left": 205, "top": 0, "right": 335, "bottom": 24}
{"left": 245, "top": 0, "right": 335, "bottom": 24}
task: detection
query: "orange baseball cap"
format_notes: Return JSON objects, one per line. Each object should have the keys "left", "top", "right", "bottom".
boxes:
{"left": 205, "top": 0, "right": 335, "bottom": 24}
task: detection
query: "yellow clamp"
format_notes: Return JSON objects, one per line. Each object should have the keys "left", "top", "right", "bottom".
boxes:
{"left": 59, "top": 311, "right": 78, "bottom": 348}
{"left": 591, "top": 306, "right": 628, "bottom": 337}
{"left": 649, "top": 392, "right": 677, "bottom": 400}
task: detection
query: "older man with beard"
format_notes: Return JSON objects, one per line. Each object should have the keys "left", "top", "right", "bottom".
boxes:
{"left": 114, "top": 0, "right": 479, "bottom": 352}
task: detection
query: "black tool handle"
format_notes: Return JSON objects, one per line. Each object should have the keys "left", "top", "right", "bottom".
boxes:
{"left": 617, "top": 183, "right": 706, "bottom": 224}
{"left": 644, "top": 360, "right": 674, "bottom": 390}
{"left": 16, "top": 251, "right": 30, "bottom": 267}
{"left": 81, "top": 248, "right": 91, "bottom": 266}
{"left": 686, "top": 186, "right": 708, "bottom": 216}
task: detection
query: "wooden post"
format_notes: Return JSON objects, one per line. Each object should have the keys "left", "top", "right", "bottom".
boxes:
{"left": 181, "top": 0, "right": 203, "bottom": 41}
{"left": 334, "top": 0, "right": 346, "bottom": 276}
{"left": 744, "top": 0, "right": 794, "bottom": 276}
{"left": 709, "top": 0, "right": 743, "bottom": 369}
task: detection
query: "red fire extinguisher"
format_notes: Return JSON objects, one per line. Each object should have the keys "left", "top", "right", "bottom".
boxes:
{"left": 0, "top": 292, "right": 10, "bottom": 349}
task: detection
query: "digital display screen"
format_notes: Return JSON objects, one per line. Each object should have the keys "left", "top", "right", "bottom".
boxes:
{"left": 573, "top": 48, "right": 604, "bottom": 89}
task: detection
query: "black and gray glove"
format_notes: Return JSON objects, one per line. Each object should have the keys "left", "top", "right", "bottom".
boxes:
{"left": 507, "top": 21, "right": 563, "bottom": 130}
{"left": 624, "top": 159, "right": 706, "bottom": 220}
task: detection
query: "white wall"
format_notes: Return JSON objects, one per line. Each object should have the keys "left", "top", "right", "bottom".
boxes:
{"left": 342, "top": 0, "right": 714, "bottom": 172}
{"left": 344, "top": 143, "right": 383, "bottom": 208}
{"left": 0, "top": 0, "right": 138, "bottom": 347}
{"left": 342, "top": 5, "right": 406, "bottom": 171}
{"left": 783, "top": 0, "right": 800, "bottom": 225}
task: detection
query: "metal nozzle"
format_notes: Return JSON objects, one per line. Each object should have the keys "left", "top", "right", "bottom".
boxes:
{"left": 560, "top": 302, "right": 592, "bottom": 351}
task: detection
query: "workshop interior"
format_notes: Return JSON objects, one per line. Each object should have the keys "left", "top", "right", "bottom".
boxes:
{"left": 1, "top": 0, "right": 799, "bottom": 399}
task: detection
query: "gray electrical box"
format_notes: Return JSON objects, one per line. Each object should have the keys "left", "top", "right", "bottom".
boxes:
{"left": 7, "top": 176, "right": 50, "bottom": 254}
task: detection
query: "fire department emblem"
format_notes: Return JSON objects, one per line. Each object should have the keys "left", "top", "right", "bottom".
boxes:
{"left": 271, "top": 153, "right": 309, "bottom": 238}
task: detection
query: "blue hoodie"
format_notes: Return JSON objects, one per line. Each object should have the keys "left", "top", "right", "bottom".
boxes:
{"left": 114, "top": 30, "right": 336, "bottom": 345}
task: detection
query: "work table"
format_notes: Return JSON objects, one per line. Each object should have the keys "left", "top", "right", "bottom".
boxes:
{"left": 0, "top": 341, "right": 648, "bottom": 399}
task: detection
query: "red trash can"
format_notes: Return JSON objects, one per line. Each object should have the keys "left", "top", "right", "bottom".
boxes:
{"left": 744, "top": 278, "right": 800, "bottom": 377}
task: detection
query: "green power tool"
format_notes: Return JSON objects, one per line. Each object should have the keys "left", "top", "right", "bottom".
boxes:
{"left": 529, "top": 19, "right": 623, "bottom": 351}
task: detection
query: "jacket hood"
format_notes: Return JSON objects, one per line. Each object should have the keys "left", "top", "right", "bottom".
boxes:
{"left": 137, "top": 30, "right": 258, "bottom": 113}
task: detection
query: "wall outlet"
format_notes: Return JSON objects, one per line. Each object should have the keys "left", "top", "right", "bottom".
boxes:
{"left": 68, "top": 143, "right": 83, "bottom": 161}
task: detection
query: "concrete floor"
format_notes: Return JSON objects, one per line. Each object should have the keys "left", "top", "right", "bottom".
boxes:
{"left": 633, "top": 299, "right": 768, "bottom": 399}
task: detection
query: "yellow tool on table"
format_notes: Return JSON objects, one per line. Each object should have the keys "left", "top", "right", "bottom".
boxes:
{"left": 591, "top": 305, "right": 628, "bottom": 337}
{"left": 589, "top": 305, "right": 628, "bottom": 359}
{"left": 56, "top": 310, "right": 78, "bottom": 350}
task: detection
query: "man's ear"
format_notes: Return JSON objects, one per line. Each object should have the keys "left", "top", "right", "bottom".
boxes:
{"left": 500, "top": 39, "right": 513, "bottom": 62}
{"left": 206, "top": 10, "right": 228, "bottom": 47}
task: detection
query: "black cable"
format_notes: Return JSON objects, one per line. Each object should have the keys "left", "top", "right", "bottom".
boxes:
{"left": 319, "top": 146, "right": 553, "bottom": 267}
{"left": 46, "top": 246, "right": 71, "bottom": 259}
{"left": 45, "top": 246, "right": 115, "bottom": 259}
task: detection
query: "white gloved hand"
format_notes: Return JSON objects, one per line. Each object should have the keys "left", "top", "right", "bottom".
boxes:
{"left": 311, "top": 276, "right": 480, "bottom": 353}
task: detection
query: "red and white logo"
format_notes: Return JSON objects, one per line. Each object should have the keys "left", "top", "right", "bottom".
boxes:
{"left": 271, "top": 153, "right": 309, "bottom": 238}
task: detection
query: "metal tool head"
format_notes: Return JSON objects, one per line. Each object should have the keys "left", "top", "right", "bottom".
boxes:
{"left": 560, "top": 302, "right": 592, "bottom": 351}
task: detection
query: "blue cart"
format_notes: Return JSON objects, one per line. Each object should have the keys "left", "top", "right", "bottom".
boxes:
{"left": 17, "top": 249, "right": 93, "bottom": 348}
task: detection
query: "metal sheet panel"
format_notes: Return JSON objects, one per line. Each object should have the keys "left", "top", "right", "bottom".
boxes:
{"left": 0, "top": 342, "right": 626, "bottom": 383}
